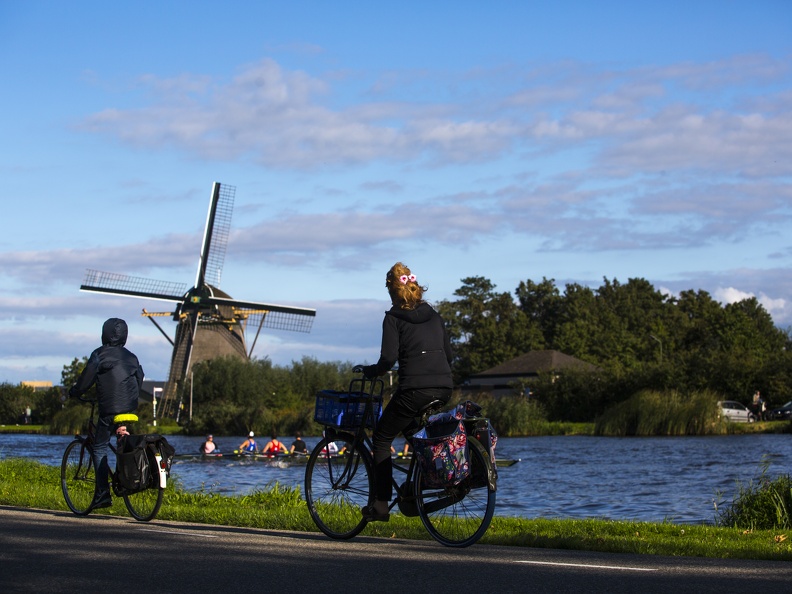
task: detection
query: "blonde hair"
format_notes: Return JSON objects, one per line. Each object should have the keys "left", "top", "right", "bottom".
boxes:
{"left": 386, "top": 262, "right": 427, "bottom": 310}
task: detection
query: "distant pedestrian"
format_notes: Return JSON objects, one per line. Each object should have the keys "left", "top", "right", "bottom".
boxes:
{"left": 752, "top": 390, "right": 764, "bottom": 421}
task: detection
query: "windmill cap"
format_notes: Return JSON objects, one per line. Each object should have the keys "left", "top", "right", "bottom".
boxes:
{"left": 249, "top": 431, "right": 254, "bottom": 437}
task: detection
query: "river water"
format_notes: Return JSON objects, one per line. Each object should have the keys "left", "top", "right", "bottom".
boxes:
{"left": 2, "top": 433, "right": 789, "bottom": 524}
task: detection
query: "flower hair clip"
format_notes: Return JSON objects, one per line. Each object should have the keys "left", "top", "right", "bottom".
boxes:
{"left": 399, "top": 274, "right": 417, "bottom": 285}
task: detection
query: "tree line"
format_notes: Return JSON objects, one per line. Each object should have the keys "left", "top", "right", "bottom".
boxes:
{"left": 5, "top": 275, "right": 790, "bottom": 436}
{"left": 435, "top": 275, "right": 791, "bottom": 424}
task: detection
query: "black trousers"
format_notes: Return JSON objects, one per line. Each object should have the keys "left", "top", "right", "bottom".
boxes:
{"left": 371, "top": 387, "right": 451, "bottom": 501}
{"left": 92, "top": 414, "right": 114, "bottom": 498}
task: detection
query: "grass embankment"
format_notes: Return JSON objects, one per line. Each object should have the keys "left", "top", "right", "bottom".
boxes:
{"left": 0, "top": 424, "right": 183, "bottom": 435}
{"left": 2, "top": 458, "right": 790, "bottom": 561}
{"left": 2, "top": 420, "right": 786, "bottom": 437}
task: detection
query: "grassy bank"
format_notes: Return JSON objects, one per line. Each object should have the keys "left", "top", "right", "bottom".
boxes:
{"left": 1, "top": 420, "right": 786, "bottom": 437}
{"left": 1, "top": 458, "right": 790, "bottom": 561}
{"left": 0, "top": 424, "right": 183, "bottom": 435}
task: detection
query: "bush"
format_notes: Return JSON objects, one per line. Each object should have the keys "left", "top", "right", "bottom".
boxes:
{"left": 718, "top": 468, "right": 792, "bottom": 530}
{"left": 594, "top": 389, "right": 724, "bottom": 436}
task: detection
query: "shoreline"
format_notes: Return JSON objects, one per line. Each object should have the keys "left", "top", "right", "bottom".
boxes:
{"left": 2, "top": 421, "right": 788, "bottom": 437}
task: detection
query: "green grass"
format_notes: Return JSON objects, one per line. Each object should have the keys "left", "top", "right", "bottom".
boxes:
{"left": 0, "top": 424, "right": 45, "bottom": 434}
{"left": 2, "top": 458, "right": 791, "bottom": 560}
{"left": 716, "top": 466, "right": 792, "bottom": 530}
{"left": 1, "top": 420, "right": 787, "bottom": 437}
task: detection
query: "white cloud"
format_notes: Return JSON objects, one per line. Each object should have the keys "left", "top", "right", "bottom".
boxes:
{"left": 713, "top": 287, "right": 788, "bottom": 323}
{"left": 714, "top": 286, "right": 754, "bottom": 304}
{"left": 79, "top": 54, "right": 792, "bottom": 177}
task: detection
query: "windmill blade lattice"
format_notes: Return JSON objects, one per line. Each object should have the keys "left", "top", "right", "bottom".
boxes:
{"left": 235, "top": 308, "right": 314, "bottom": 333}
{"left": 81, "top": 270, "right": 189, "bottom": 301}
{"left": 197, "top": 182, "right": 234, "bottom": 289}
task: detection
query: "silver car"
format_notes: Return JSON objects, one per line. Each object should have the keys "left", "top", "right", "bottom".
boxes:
{"left": 718, "top": 400, "right": 757, "bottom": 423}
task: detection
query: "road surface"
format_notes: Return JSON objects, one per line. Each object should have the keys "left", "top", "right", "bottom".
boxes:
{"left": 1, "top": 506, "right": 789, "bottom": 593}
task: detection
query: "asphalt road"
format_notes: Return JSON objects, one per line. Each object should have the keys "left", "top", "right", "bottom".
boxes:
{"left": 1, "top": 506, "right": 790, "bottom": 593}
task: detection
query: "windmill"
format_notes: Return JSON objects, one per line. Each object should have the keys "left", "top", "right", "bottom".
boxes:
{"left": 80, "top": 182, "right": 316, "bottom": 418}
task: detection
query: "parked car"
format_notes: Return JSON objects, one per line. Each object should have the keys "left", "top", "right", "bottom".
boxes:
{"left": 766, "top": 401, "right": 792, "bottom": 421}
{"left": 717, "top": 400, "right": 756, "bottom": 423}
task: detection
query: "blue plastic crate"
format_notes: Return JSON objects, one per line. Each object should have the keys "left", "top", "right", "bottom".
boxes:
{"left": 314, "top": 390, "right": 382, "bottom": 428}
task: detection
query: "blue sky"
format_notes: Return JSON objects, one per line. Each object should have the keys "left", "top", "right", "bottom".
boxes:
{"left": 2, "top": 1, "right": 791, "bottom": 385}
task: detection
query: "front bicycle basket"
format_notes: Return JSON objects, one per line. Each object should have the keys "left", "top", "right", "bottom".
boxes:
{"left": 313, "top": 389, "right": 382, "bottom": 429}
{"left": 314, "top": 377, "right": 383, "bottom": 429}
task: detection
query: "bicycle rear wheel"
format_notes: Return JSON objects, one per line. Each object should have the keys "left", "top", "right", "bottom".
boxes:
{"left": 415, "top": 437, "right": 496, "bottom": 547}
{"left": 305, "top": 436, "right": 372, "bottom": 539}
{"left": 123, "top": 487, "right": 164, "bottom": 521}
{"left": 61, "top": 439, "right": 95, "bottom": 516}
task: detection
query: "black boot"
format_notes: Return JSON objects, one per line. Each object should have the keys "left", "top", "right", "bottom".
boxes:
{"left": 361, "top": 500, "right": 390, "bottom": 522}
{"left": 89, "top": 492, "right": 112, "bottom": 510}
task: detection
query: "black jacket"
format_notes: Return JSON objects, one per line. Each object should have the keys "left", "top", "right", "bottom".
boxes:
{"left": 69, "top": 318, "right": 144, "bottom": 417}
{"left": 366, "top": 302, "right": 453, "bottom": 390}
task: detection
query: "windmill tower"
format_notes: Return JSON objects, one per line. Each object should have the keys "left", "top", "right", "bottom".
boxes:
{"left": 80, "top": 182, "right": 316, "bottom": 418}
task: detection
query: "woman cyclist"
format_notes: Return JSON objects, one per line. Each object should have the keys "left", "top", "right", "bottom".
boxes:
{"left": 361, "top": 262, "right": 453, "bottom": 521}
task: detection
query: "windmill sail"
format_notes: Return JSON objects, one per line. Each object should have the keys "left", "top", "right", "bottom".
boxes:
{"left": 196, "top": 182, "right": 234, "bottom": 289}
{"left": 77, "top": 182, "right": 316, "bottom": 421}
{"left": 81, "top": 270, "right": 188, "bottom": 302}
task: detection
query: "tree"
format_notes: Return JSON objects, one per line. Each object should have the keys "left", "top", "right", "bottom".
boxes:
{"left": 0, "top": 383, "right": 32, "bottom": 424}
{"left": 185, "top": 356, "right": 357, "bottom": 435}
{"left": 516, "top": 277, "right": 562, "bottom": 346}
{"left": 552, "top": 282, "right": 600, "bottom": 363}
{"left": 437, "top": 276, "right": 543, "bottom": 382}
{"left": 61, "top": 357, "right": 90, "bottom": 392}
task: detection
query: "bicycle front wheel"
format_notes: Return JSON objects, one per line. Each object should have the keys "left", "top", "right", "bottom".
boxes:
{"left": 61, "top": 439, "right": 95, "bottom": 516}
{"left": 124, "top": 487, "right": 164, "bottom": 521}
{"left": 415, "top": 437, "right": 496, "bottom": 547}
{"left": 305, "top": 436, "right": 372, "bottom": 539}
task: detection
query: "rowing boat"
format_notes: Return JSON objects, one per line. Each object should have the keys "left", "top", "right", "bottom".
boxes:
{"left": 173, "top": 452, "right": 520, "bottom": 467}
{"left": 174, "top": 452, "right": 309, "bottom": 461}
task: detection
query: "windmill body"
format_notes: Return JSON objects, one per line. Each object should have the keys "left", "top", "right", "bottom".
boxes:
{"left": 80, "top": 182, "right": 316, "bottom": 418}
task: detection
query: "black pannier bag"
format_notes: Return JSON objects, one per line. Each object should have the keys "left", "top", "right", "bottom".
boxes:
{"left": 114, "top": 434, "right": 151, "bottom": 495}
{"left": 114, "top": 434, "right": 175, "bottom": 496}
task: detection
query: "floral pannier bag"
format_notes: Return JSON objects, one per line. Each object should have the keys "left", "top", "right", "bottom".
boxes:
{"left": 412, "top": 418, "right": 470, "bottom": 488}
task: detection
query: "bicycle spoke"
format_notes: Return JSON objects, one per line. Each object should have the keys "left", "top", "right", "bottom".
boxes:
{"left": 61, "top": 440, "right": 95, "bottom": 516}
{"left": 415, "top": 438, "right": 496, "bottom": 547}
{"left": 123, "top": 487, "right": 164, "bottom": 521}
{"left": 305, "top": 438, "right": 372, "bottom": 539}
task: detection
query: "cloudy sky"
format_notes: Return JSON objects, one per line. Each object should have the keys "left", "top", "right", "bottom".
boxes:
{"left": 1, "top": 1, "right": 791, "bottom": 385}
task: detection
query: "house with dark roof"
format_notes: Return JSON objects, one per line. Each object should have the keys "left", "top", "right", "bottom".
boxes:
{"left": 462, "top": 350, "right": 597, "bottom": 397}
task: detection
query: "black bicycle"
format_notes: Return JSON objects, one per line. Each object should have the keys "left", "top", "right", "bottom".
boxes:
{"left": 60, "top": 395, "right": 165, "bottom": 521}
{"left": 304, "top": 369, "right": 497, "bottom": 547}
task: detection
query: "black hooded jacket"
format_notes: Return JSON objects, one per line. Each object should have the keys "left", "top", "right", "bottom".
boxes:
{"left": 69, "top": 318, "right": 144, "bottom": 417}
{"left": 366, "top": 302, "right": 453, "bottom": 390}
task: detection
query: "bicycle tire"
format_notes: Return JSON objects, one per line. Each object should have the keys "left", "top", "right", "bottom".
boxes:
{"left": 61, "top": 439, "right": 95, "bottom": 516}
{"left": 415, "top": 437, "right": 496, "bottom": 547}
{"left": 305, "top": 436, "right": 373, "bottom": 539}
{"left": 123, "top": 486, "right": 164, "bottom": 521}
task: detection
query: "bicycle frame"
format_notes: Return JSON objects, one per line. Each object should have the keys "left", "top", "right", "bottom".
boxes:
{"left": 320, "top": 380, "right": 435, "bottom": 517}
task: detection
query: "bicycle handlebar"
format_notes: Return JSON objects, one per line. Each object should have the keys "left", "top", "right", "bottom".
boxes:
{"left": 61, "top": 388, "right": 96, "bottom": 404}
